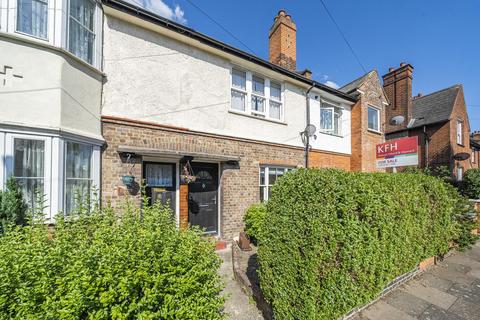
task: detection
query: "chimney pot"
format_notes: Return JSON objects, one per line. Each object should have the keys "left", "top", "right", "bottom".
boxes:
{"left": 278, "top": 9, "right": 286, "bottom": 16}
{"left": 389, "top": 67, "right": 395, "bottom": 72}
{"left": 400, "top": 62, "right": 407, "bottom": 67}
{"left": 417, "top": 93, "right": 423, "bottom": 98}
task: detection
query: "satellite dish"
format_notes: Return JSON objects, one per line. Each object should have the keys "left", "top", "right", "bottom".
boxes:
{"left": 453, "top": 152, "right": 470, "bottom": 161}
{"left": 390, "top": 115, "right": 405, "bottom": 126}
{"left": 304, "top": 124, "right": 317, "bottom": 137}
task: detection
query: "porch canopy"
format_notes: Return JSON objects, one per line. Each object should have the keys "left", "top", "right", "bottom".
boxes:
{"left": 117, "top": 145, "right": 241, "bottom": 163}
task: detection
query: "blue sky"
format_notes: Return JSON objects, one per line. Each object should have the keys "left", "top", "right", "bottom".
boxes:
{"left": 128, "top": 0, "right": 480, "bottom": 131}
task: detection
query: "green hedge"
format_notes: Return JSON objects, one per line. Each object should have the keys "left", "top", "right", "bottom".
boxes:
{"left": 0, "top": 178, "right": 27, "bottom": 234}
{"left": 0, "top": 201, "right": 224, "bottom": 319}
{"left": 244, "top": 203, "right": 267, "bottom": 245}
{"left": 258, "top": 169, "right": 460, "bottom": 320}
{"left": 460, "top": 168, "right": 480, "bottom": 199}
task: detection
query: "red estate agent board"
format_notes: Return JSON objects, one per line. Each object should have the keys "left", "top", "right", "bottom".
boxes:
{"left": 376, "top": 136, "right": 419, "bottom": 168}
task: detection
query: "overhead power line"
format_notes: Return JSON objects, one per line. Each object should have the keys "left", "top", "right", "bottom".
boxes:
{"left": 184, "top": 0, "right": 258, "bottom": 55}
{"left": 319, "top": 0, "right": 367, "bottom": 73}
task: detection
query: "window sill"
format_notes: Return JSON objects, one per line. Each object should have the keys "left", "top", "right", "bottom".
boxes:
{"left": 367, "top": 129, "right": 383, "bottom": 135}
{"left": 318, "top": 131, "right": 343, "bottom": 138}
{"left": 228, "top": 110, "right": 286, "bottom": 125}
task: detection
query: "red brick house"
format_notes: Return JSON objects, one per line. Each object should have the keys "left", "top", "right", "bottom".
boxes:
{"left": 383, "top": 63, "right": 474, "bottom": 180}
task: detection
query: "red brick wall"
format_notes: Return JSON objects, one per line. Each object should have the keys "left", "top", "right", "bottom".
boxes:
{"left": 383, "top": 63, "right": 413, "bottom": 133}
{"left": 101, "top": 117, "right": 351, "bottom": 240}
{"left": 269, "top": 10, "right": 297, "bottom": 71}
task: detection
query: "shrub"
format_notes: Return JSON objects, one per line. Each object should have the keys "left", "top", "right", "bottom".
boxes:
{"left": 0, "top": 178, "right": 28, "bottom": 233}
{"left": 0, "top": 200, "right": 225, "bottom": 319}
{"left": 258, "top": 169, "right": 460, "bottom": 320}
{"left": 460, "top": 168, "right": 480, "bottom": 199}
{"left": 244, "top": 203, "right": 267, "bottom": 245}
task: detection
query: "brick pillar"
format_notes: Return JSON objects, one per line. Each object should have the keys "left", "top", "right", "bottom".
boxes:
{"left": 179, "top": 184, "right": 189, "bottom": 229}
{"left": 269, "top": 9, "right": 297, "bottom": 71}
{"left": 383, "top": 62, "right": 413, "bottom": 133}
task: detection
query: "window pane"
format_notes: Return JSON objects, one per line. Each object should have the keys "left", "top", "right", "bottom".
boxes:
{"left": 368, "top": 107, "right": 379, "bottom": 131}
{"left": 146, "top": 164, "right": 173, "bottom": 187}
{"left": 17, "top": 0, "right": 48, "bottom": 39}
{"left": 270, "top": 82, "right": 281, "bottom": 101}
{"left": 232, "top": 69, "right": 246, "bottom": 90}
{"left": 66, "top": 142, "right": 92, "bottom": 179}
{"left": 269, "top": 101, "right": 281, "bottom": 119}
{"left": 260, "top": 167, "right": 265, "bottom": 185}
{"left": 268, "top": 167, "right": 276, "bottom": 185}
{"left": 260, "top": 186, "right": 265, "bottom": 202}
{"left": 231, "top": 90, "right": 246, "bottom": 111}
{"left": 252, "top": 76, "right": 265, "bottom": 95}
{"left": 252, "top": 96, "right": 265, "bottom": 113}
{"left": 320, "top": 108, "right": 333, "bottom": 130}
{"left": 13, "top": 138, "right": 45, "bottom": 206}
{"left": 69, "top": 0, "right": 95, "bottom": 64}
{"left": 65, "top": 179, "right": 91, "bottom": 214}
{"left": 334, "top": 110, "right": 341, "bottom": 135}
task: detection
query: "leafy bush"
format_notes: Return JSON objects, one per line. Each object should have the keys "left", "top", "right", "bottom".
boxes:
{"left": 0, "top": 178, "right": 27, "bottom": 233}
{"left": 258, "top": 169, "right": 461, "bottom": 320}
{"left": 244, "top": 203, "right": 267, "bottom": 245}
{"left": 0, "top": 200, "right": 225, "bottom": 319}
{"left": 460, "top": 168, "right": 480, "bottom": 199}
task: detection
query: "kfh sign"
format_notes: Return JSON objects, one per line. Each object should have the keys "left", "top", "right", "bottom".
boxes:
{"left": 376, "top": 136, "right": 419, "bottom": 169}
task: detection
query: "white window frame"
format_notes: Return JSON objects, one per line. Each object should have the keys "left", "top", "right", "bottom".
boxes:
{"left": 367, "top": 105, "right": 381, "bottom": 132}
{"left": 320, "top": 100, "right": 342, "bottom": 136}
{"left": 457, "top": 166, "right": 463, "bottom": 181}
{"left": 456, "top": 119, "right": 463, "bottom": 145}
{"left": 67, "top": 0, "right": 97, "bottom": 65}
{"left": 230, "top": 67, "right": 284, "bottom": 121}
{"left": 15, "top": 0, "right": 49, "bottom": 40}
{"left": 259, "top": 165, "right": 293, "bottom": 202}
{"left": 4, "top": 133, "right": 52, "bottom": 218}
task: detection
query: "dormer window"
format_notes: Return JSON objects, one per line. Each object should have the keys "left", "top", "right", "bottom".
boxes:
{"left": 230, "top": 68, "right": 284, "bottom": 121}
{"left": 68, "top": 0, "right": 96, "bottom": 64}
{"left": 16, "top": 0, "right": 48, "bottom": 39}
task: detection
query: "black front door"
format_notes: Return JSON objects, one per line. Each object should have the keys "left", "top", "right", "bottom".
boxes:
{"left": 188, "top": 162, "right": 218, "bottom": 234}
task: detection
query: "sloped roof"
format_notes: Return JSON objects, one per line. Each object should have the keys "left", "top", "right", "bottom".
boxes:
{"left": 339, "top": 72, "right": 372, "bottom": 94}
{"left": 410, "top": 85, "right": 461, "bottom": 128}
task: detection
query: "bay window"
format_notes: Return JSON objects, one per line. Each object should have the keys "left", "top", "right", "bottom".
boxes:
{"left": 368, "top": 106, "right": 380, "bottom": 132}
{"left": 230, "top": 68, "right": 284, "bottom": 121}
{"left": 16, "top": 0, "right": 48, "bottom": 39}
{"left": 320, "top": 101, "right": 342, "bottom": 135}
{"left": 259, "top": 166, "right": 293, "bottom": 202}
{"left": 65, "top": 141, "right": 93, "bottom": 214}
{"left": 13, "top": 138, "right": 45, "bottom": 206}
{"left": 68, "top": 0, "right": 96, "bottom": 64}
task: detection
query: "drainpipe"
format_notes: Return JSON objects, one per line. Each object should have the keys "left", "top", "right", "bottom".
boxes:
{"left": 424, "top": 125, "right": 429, "bottom": 169}
{"left": 305, "top": 84, "right": 315, "bottom": 168}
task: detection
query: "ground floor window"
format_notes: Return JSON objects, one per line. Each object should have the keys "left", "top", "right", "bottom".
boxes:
{"left": 1, "top": 131, "right": 100, "bottom": 219}
{"left": 65, "top": 141, "right": 93, "bottom": 214}
{"left": 144, "top": 162, "right": 176, "bottom": 212}
{"left": 259, "top": 165, "right": 293, "bottom": 202}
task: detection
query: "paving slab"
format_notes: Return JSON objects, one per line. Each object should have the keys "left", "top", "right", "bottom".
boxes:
{"left": 401, "top": 281, "right": 457, "bottom": 309}
{"left": 418, "top": 272, "right": 454, "bottom": 292}
{"left": 447, "top": 281, "right": 480, "bottom": 304}
{"left": 362, "top": 301, "right": 416, "bottom": 320}
{"left": 384, "top": 290, "right": 431, "bottom": 317}
{"left": 447, "top": 298, "right": 480, "bottom": 320}
{"left": 418, "top": 305, "right": 464, "bottom": 320}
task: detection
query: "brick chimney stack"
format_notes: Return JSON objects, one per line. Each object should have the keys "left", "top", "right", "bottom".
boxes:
{"left": 269, "top": 9, "right": 297, "bottom": 71}
{"left": 383, "top": 62, "right": 414, "bottom": 133}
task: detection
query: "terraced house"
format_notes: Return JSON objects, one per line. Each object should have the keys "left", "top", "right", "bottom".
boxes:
{"left": 100, "top": 0, "right": 387, "bottom": 240}
{"left": 1, "top": 0, "right": 387, "bottom": 239}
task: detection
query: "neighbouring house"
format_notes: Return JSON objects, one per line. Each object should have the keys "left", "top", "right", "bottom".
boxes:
{"left": 100, "top": 0, "right": 386, "bottom": 239}
{"left": 339, "top": 70, "right": 388, "bottom": 172}
{"left": 0, "top": 0, "right": 104, "bottom": 218}
{"left": 470, "top": 132, "right": 480, "bottom": 169}
{"left": 383, "top": 63, "right": 474, "bottom": 180}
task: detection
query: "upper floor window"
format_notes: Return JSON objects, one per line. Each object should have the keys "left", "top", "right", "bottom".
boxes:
{"left": 230, "top": 68, "right": 283, "bottom": 121}
{"left": 68, "top": 0, "right": 96, "bottom": 64}
{"left": 17, "top": 0, "right": 48, "bottom": 39}
{"left": 320, "top": 101, "right": 342, "bottom": 135}
{"left": 456, "top": 120, "right": 463, "bottom": 145}
{"left": 368, "top": 106, "right": 380, "bottom": 132}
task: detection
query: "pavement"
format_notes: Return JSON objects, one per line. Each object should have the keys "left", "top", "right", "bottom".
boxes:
{"left": 217, "top": 245, "right": 264, "bottom": 320}
{"left": 352, "top": 241, "right": 480, "bottom": 320}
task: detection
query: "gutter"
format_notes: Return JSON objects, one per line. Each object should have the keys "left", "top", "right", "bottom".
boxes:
{"left": 101, "top": 0, "right": 357, "bottom": 103}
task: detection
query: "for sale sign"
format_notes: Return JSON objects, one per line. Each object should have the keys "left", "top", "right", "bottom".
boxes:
{"left": 376, "top": 136, "right": 419, "bottom": 169}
